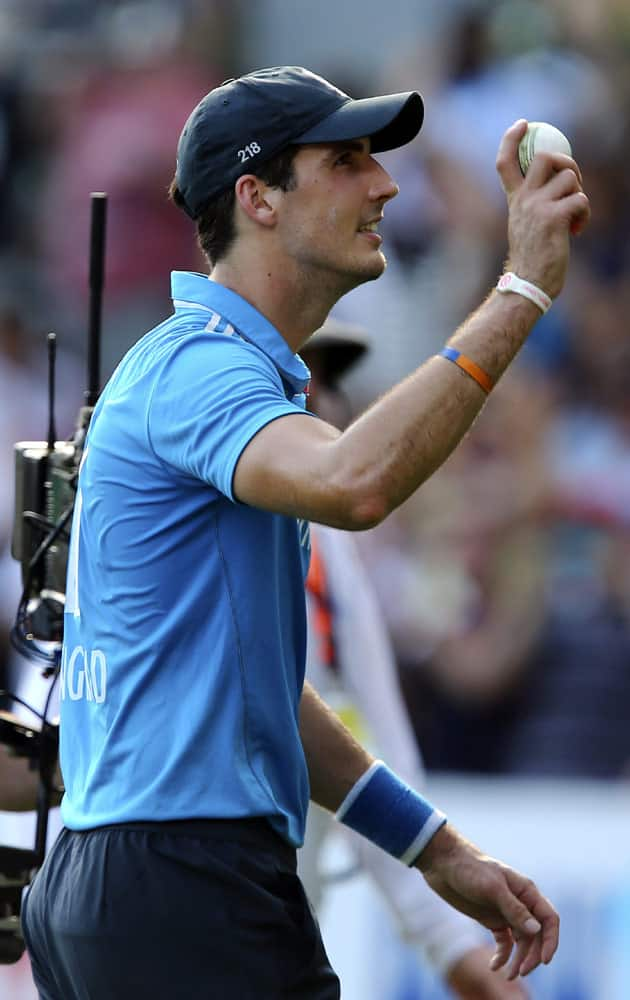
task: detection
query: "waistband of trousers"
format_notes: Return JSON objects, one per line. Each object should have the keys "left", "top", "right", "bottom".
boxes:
{"left": 66, "top": 816, "right": 293, "bottom": 860}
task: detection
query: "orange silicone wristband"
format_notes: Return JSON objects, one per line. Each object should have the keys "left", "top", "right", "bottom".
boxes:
{"left": 439, "top": 347, "right": 494, "bottom": 394}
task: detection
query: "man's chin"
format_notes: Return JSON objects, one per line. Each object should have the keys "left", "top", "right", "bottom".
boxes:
{"left": 323, "top": 251, "right": 388, "bottom": 299}
{"left": 353, "top": 250, "right": 387, "bottom": 284}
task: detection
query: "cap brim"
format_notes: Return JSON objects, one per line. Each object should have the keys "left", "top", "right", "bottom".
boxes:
{"left": 295, "top": 91, "right": 423, "bottom": 153}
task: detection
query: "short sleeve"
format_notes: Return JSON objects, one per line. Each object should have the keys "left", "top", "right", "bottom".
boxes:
{"left": 148, "top": 334, "right": 304, "bottom": 500}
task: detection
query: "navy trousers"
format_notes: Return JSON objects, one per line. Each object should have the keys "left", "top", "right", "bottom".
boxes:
{"left": 22, "top": 818, "right": 341, "bottom": 999}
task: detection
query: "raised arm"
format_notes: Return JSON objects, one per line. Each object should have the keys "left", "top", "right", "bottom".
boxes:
{"left": 233, "top": 120, "right": 590, "bottom": 530}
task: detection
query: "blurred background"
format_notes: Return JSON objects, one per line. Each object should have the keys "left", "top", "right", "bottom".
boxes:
{"left": 0, "top": 0, "right": 629, "bottom": 997}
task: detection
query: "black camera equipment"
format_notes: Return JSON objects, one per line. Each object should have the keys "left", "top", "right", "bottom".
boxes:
{"left": 0, "top": 193, "right": 107, "bottom": 963}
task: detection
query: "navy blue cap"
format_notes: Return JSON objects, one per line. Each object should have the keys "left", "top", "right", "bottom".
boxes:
{"left": 175, "top": 66, "right": 424, "bottom": 219}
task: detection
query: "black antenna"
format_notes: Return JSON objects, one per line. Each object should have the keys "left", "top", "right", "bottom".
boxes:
{"left": 85, "top": 192, "right": 107, "bottom": 407}
{"left": 46, "top": 332, "right": 56, "bottom": 451}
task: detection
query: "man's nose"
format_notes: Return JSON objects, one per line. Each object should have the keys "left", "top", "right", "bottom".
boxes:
{"left": 369, "top": 160, "right": 399, "bottom": 203}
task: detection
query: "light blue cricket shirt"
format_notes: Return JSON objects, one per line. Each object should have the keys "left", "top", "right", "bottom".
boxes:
{"left": 59, "top": 272, "right": 313, "bottom": 846}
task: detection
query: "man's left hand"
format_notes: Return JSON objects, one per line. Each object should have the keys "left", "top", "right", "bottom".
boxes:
{"left": 416, "top": 823, "right": 559, "bottom": 980}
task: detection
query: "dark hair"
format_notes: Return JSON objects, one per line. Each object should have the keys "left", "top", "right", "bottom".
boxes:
{"left": 168, "top": 145, "right": 300, "bottom": 267}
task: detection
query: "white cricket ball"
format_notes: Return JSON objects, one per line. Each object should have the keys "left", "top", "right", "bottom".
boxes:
{"left": 518, "top": 121, "right": 572, "bottom": 175}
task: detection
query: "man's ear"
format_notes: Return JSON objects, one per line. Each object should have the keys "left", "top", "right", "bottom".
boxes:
{"left": 234, "top": 175, "right": 281, "bottom": 228}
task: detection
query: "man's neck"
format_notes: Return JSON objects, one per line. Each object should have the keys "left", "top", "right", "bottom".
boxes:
{"left": 210, "top": 252, "right": 349, "bottom": 354}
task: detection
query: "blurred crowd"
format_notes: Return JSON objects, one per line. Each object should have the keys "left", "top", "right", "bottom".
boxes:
{"left": 1, "top": 0, "right": 630, "bottom": 783}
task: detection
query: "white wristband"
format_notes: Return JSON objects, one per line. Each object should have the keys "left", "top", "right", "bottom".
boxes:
{"left": 496, "top": 271, "right": 552, "bottom": 314}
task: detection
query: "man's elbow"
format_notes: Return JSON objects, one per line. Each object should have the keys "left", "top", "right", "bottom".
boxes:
{"left": 333, "top": 479, "right": 390, "bottom": 531}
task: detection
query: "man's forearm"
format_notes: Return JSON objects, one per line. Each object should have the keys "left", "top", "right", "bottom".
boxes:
{"left": 326, "top": 291, "right": 540, "bottom": 524}
{"left": 299, "top": 680, "right": 375, "bottom": 812}
{"left": 299, "top": 683, "right": 559, "bottom": 981}
{"left": 299, "top": 682, "right": 445, "bottom": 864}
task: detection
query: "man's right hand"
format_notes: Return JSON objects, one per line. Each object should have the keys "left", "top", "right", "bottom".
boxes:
{"left": 496, "top": 119, "right": 590, "bottom": 301}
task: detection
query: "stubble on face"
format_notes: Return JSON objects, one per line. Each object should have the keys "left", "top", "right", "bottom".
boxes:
{"left": 327, "top": 205, "right": 388, "bottom": 283}
{"left": 278, "top": 145, "right": 391, "bottom": 298}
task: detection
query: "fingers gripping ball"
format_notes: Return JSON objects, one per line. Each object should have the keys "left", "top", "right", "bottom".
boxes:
{"left": 518, "top": 122, "right": 572, "bottom": 175}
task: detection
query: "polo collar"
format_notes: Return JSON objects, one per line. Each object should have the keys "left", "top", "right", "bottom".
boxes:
{"left": 170, "top": 271, "right": 310, "bottom": 395}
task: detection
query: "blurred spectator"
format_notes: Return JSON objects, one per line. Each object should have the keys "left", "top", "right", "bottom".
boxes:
{"left": 38, "top": 7, "right": 233, "bottom": 376}
{"left": 300, "top": 322, "right": 527, "bottom": 999}
{"left": 356, "top": 371, "right": 549, "bottom": 771}
{"left": 360, "top": 361, "right": 630, "bottom": 779}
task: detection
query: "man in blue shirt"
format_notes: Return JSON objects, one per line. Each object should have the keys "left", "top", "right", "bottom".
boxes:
{"left": 59, "top": 272, "right": 314, "bottom": 846}
{"left": 22, "top": 67, "right": 589, "bottom": 999}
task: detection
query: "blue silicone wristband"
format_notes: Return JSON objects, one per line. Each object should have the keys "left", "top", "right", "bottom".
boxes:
{"left": 335, "top": 761, "right": 447, "bottom": 865}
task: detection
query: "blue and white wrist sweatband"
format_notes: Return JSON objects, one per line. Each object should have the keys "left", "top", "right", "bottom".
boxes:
{"left": 335, "top": 760, "right": 447, "bottom": 865}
